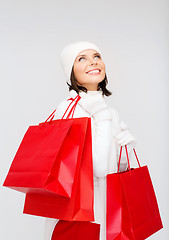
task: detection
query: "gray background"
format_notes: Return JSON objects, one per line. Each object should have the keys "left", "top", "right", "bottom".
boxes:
{"left": 0, "top": 0, "right": 168, "bottom": 239}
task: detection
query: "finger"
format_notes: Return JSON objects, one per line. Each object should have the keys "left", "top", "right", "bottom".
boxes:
{"left": 117, "top": 133, "right": 135, "bottom": 146}
{"left": 116, "top": 130, "right": 129, "bottom": 140}
{"left": 117, "top": 133, "right": 131, "bottom": 145}
{"left": 119, "top": 137, "right": 135, "bottom": 146}
{"left": 121, "top": 137, "right": 135, "bottom": 146}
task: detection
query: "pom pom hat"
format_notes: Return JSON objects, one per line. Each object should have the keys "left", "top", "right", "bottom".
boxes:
{"left": 60, "top": 41, "right": 103, "bottom": 83}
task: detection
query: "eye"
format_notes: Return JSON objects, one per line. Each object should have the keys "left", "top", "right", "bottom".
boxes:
{"left": 94, "top": 54, "right": 101, "bottom": 59}
{"left": 78, "top": 54, "right": 101, "bottom": 62}
{"left": 79, "top": 57, "right": 85, "bottom": 62}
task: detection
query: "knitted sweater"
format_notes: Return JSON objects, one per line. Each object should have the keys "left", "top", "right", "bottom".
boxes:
{"left": 44, "top": 89, "right": 132, "bottom": 240}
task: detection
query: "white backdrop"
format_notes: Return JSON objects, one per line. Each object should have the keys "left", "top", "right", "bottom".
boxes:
{"left": 0, "top": 0, "right": 168, "bottom": 239}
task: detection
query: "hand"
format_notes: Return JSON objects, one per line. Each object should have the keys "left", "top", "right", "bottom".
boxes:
{"left": 116, "top": 121, "right": 136, "bottom": 147}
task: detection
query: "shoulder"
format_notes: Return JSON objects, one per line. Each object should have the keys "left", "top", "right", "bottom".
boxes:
{"left": 54, "top": 96, "right": 72, "bottom": 119}
{"left": 108, "top": 106, "right": 120, "bottom": 122}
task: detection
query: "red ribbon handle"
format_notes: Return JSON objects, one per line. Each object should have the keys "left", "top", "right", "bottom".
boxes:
{"left": 61, "top": 95, "right": 81, "bottom": 119}
{"left": 44, "top": 94, "right": 81, "bottom": 123}
{"left": 44, "top": 109, "right": 56, "bottom": 123}
{"left": 117, "top": 145, "right": 141, "bottom": 173}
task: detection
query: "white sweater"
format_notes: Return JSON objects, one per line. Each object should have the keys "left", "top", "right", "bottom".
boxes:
{"left": 44, "top": 89, "right": 132, "bottom": 240}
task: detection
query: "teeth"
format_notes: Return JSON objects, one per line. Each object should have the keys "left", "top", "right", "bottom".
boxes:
{"left": 88, "top": 70, "right": 100, "bottom": 73}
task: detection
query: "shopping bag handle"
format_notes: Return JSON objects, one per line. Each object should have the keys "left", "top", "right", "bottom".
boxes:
{"left": 44, "top": 109, "right": 57, "bottom": 123}
{"left": 67, "top": 95, "right": 81, "bottom": 118}
{"left": 117, "top": 145, "right": 141, "bottom": 172}
{"left": 43, "top": 94, "right": 81, "bottom": 123}
{"left": 61, "top": 95, "right": 81, "bottom": 119}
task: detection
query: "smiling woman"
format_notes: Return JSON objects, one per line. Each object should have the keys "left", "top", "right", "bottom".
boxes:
{"left": 67, "top": 49, "right": 112, "bottom": 95}
{"left": 44, "top": 41, "right": 136, "bottom": 240}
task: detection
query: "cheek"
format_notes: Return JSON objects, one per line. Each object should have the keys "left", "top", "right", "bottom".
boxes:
{"left": 101, "top": 62, "right": 105, "bottom": 71}
{"left": 74, "top": 64, "right": 86, "bottom": 78}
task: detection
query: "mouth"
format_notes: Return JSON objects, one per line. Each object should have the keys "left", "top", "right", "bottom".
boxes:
{"left": 86, "top": 69, "right": 101, "bottom": 75}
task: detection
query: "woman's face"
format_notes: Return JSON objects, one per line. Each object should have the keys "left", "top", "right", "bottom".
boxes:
{"left": 73, "top": 49, "right": 106, "bottom": 91}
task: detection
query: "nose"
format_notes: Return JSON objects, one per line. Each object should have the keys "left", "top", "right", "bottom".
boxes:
{"left": 88, "top": 56, "right": 97, "bottom": 65}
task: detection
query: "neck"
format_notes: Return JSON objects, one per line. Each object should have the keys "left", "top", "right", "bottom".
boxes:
{"left": 79, "top": 84, "right": 99, "bottom": 91}
{"left": 87, "top": 90, "right": 98, "bottom": 92}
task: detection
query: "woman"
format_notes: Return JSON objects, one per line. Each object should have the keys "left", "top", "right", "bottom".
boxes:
{"left": 44, "top": 41, "right": 135, "bottom": 240}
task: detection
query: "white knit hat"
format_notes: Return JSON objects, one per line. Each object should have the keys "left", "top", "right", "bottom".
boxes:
{"left": 60, "top": 41, "right": 103, "bottom": 83}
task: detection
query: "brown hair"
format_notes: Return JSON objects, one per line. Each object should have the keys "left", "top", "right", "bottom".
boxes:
{"left": 66, "top": 66, "right": 112, "bottom": 96}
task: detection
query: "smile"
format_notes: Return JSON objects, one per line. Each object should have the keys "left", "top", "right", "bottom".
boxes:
{"left": 87, "top": 69, "right": 101, "bottom": 75}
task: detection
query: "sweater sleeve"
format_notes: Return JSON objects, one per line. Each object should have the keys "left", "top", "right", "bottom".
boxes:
{"left": 109, "top": 107, "right": 134, "bottom": 172}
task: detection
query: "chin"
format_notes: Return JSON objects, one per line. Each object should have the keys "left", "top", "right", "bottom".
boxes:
{"left": 80, "top": 75, "right": 104, "bottom": 85}
{"left": 87, "top": 76, "right": 104, "bottom": 81}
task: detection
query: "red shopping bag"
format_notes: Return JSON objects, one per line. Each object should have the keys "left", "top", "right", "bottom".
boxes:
{"left": 51, "top": 220, "right": 100, "bottom": 240}
{"left": 3, "top": 95, "right": 86, "bottom": 198}
{"left": 23, "top": 113, "right": 94, "bottom": 221}
{"left": 107, "top": 145, "right": 163, "bottom": 240}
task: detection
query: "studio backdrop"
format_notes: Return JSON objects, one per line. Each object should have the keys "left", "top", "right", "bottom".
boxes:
{"left": 0, "top": 0, "right": 168, "bottom": 239}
